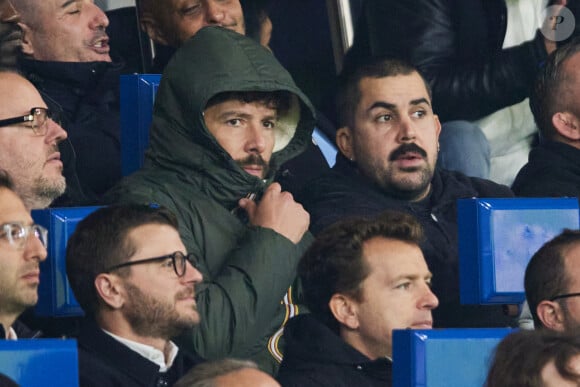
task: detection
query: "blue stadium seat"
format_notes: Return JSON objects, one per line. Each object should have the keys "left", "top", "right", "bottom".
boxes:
{"left": 458, "top": 198, "right": 580, "bottom": 305}
{"left": 392, "top": 328, "right": 513, "bottom": 387}
{"left": 32, "top": 207, "right": 102, "bottom": 317}
{"left": 120, "top": 74, "right": 160, "bottom": 176}
{"left": 0, "top": 339, "right": 79, "bottom": 387}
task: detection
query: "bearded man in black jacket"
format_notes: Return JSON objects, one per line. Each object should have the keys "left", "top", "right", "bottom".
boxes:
{"left": 299, "top": 58, "right": 515, "bottom": 328}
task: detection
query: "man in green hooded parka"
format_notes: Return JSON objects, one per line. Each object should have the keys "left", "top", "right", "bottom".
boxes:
{"left": 107, "top": 26, "right": 316, "bottom": 375}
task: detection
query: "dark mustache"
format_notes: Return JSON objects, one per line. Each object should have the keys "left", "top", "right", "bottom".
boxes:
{"left": 389, "top": 143, "right": 427, "bottom": 161}
{"left": 236, "top": 154, "right": 268, "bottom": 168}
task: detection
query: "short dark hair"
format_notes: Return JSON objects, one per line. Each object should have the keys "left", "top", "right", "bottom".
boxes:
{"left": 0, "top": 169, "right": 14, "bottom": 190}
{"left": 299, "top": 210, "right": 424, "bottom": 332}
{"left": 336, "top": 57, "right": 432, "bottom": 129}
{"left": 205, "top": 90, "right": 291, "bottom": 115}
{"left": 485, "top": 330, "right": 580, "bottom": 387}
{"left": 530, "top": 37, "right": 580, "bottom": 141}
{"left": 66, "top": 204, "right": 179, "bottom": 317}
{"left": 174, "top": 358, "right": 258, "bottom": 387}
{"left": 525, "top": 229, "right": 580, "bottom": 328}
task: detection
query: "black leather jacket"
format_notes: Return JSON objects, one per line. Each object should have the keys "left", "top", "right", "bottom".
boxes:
{"left": 346, "top": 0, "right": 549, "bottom": 122}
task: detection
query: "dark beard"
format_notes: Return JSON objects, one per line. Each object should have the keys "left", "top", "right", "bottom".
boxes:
{"left": 122, "top": 281, "right": 197, "bottom": 339}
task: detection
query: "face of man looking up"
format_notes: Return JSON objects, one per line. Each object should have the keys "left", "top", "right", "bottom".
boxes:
{"left": 16, "top": 0, "right": 111, "bottom": 63}
{"left": 337, "top": 71, "right": 441, "bottom": 201}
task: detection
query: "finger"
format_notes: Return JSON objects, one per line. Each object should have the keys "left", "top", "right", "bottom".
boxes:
{"left": 265, "top": 182, "right": 282, "bottom": 195}
{"left": 239, "top": 197, "right": 257, "bottom": 216}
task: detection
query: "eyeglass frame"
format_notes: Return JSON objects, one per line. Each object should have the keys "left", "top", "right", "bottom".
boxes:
{"left": 550, "top": 292, "right": 580, "bottom": 302}
{"left": 0, "top": 107, "right": 57, "bottom": 135}
{"left": 104, "top": 251, "right": 199, "bottom": 278}
{"left": 0, "top": 222, "right": 48, "bottom": 250}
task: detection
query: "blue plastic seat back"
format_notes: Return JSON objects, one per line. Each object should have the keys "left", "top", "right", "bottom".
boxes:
{"left": 0, "top": 339, "right": 79, "bottom": 387}
{"left": 458, "top": 198, "right": 579, "bottom": 305}
{"left": 393, "top": 328, "right": 513, "bottom": 387}
{"left": 32, "top": 206, "right": 102, "bottom": 317}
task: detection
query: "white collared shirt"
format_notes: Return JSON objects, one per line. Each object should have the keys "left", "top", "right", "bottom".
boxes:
{"left": 6, "top": 327, "right": 17, "bottom": 340}
{"left": 102, "top": 329, "right": 179, "bottom": 372}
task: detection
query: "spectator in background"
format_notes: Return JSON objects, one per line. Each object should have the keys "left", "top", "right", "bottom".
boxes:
{"left": 13, "top": 0, "right": 123, "bottom": 204}
{"left": 485, "top": 330, "right": 580, "bottom": 387}
{"left": 525, "top": 229, "right": 580, "bottom": 332}
{"left": 66, "top": 205, "right": 204, "bottom": 387}
{"left": 0, "top": 170, "right": 47, "bottom": 339}
{"left": 512, "top": 37, "right": 580, "bottom": 198}
{"left": 108, "top": 27, "right": 314, "bottom": 375}
{"left": 277, "top": 211, "right": 438, "bottom": 387}
{"left": 346, "top": 0, "right": 567, "bottom": 185}
{"left": 300, "top": 58, "right": 515, "bottom": 328}
{"left": 0, "top": 71, "right": 67, "bottom": 210}
{"left": 138, "top": 0, "right": 246, "bottom": 72}
{"left": 175, "top": 359, "right": 280, "bottom": 387}
{"left": 0, "top": 0, "right": 20, "bottom": 71}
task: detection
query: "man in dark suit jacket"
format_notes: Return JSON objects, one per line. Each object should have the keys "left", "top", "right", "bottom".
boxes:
{"left": 66, "top": 205, "right": 204, "bottom": 387}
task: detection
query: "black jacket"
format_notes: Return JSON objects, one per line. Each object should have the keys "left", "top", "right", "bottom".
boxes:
{"left": 299, "top": 154, "right": 515, "bottom": 328}
{"left": 77, "top": 321, "right": 203, "bottom": 387}
{"left": 277, "top": 314, "right": 391, "bottom": 387}
{"left": 20, "top": 59, "right": 123, "bottom": 205}
{"left": 512, "top": 141, "right": 580, "bottom": 198}
{"left": 345, "top": 0, "right": 548, "bottom": 122}
{"left": 0, "top": 320, "right": 41, "bottom": 339}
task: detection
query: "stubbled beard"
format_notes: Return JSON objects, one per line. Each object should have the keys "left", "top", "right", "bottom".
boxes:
{"left": 23, "top": 174, "right": 66, "bottom": 209}
{"left": 122, "top": 281, "right": 198, "bottom": 339}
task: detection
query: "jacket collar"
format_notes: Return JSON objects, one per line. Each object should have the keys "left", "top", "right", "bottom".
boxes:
{"left": 20, "top": 58, "right": 122, "bottom": 92}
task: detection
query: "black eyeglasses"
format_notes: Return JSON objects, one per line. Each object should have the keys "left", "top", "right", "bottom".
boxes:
{"left": 105, "top": 251, "right": 199, "bottom": 277}
{"left": 0, "top": 107, "right": 59, "bottom": 135}
{"left": 550, "top": 292, "right": 580, "bottom": 302}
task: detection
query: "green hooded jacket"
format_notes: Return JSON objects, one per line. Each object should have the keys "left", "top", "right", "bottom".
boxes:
{"left": 107, "top": 27, "right": 316, "bottom": 374}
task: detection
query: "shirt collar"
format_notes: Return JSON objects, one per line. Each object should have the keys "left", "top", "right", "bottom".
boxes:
{"left": 102, "top": 329, "right": 179, "bottom": 372}
{"left": 6, "top": 327, "right": 17, "bottom": 340}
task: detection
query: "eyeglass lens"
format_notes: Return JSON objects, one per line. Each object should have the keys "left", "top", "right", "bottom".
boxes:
{"left": 0, "top": 223, "right": 48, "bottom": 249}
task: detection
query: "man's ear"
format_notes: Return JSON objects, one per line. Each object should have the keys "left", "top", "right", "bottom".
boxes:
{"left": 17, "top": 22, "right": 34, "bottom": 57}
{"left": 552, "top": 112, "right": 580, "bottom": 141}
{"left": 336, "top": 126, "right": 355, "bottom": 161}
{"left": 140, "top": 13, "right": 170, "bottom": 46}
{"left": 537, "top": 300, "right": 566, "bottom": 332}
{"left": 433, "top": 114, "right": 442, "bottom": 139}
{"left": 329, "top": 293, "right": 359, "bottom": 330}
{"left": 94, "top": 273, "right": 125, "bottom": 310}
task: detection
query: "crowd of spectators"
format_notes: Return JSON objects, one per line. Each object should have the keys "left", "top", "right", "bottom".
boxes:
{"left": 0, "top": 0, "right": 579, "bottom": 386}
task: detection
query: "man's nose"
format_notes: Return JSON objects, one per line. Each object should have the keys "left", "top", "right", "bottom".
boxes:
{"left": 88, "top": 2, "right": 110, "bottom": 29}
{"left": 244, "top": 124, "right": 267, "bottom": 154}
{"left": 397, "top": 116, "right": 417, "bottom": 143}
{"left": 45, "top": 119, "right": 67, "bottom": 145}
{"left": 205, "top": 0, "right": 226, "bottom": 25}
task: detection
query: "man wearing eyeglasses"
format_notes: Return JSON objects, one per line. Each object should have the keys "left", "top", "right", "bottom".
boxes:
{"left": 0, "top": 170, "right": 48, "bottom": 339}
{"left": 525, "top": 229, "right": 580, "bottom": 332}
{"left": 66, "top": 204, "right": 204, "bottom": 387}
{"left": 0, "top": 71, "right": 68, "bottom": 210}
{"left": 11, "top": 0, "right": 122, "bottom": 205}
